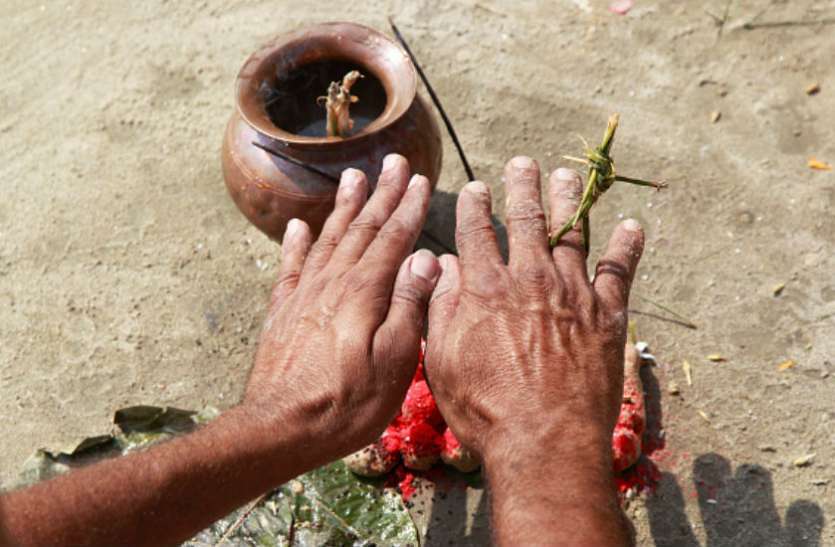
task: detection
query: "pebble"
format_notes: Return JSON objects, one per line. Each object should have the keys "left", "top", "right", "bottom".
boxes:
{"left": 792, "top": 454, "right": 816, "bottom": 468}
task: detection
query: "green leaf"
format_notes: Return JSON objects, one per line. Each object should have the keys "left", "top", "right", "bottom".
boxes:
{"left": 17, "top": 405, "right": 419, "bottom": 546}
{"left": 190, "top": 462, "right": 419, "bottom": 546}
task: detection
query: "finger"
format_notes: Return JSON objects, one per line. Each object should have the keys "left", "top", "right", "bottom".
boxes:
{"left": 427, "top": 254, "right": 461, "bottom": 343}
{"left": 593, "top": 219, "right": 644, "bottom": 312}
{"left": 373, "top": 249, "right": 440, "bottom": 388}
{"left": 301, "top": 168, "right": 368, "bottom": 275}
{"left": 330, "top": 154, "right": 411, "bottom": 265}
{"left": 455, "top": 181, "right": 502, "bottom": 268}
{"left": 271, "top": 218, "right": 313, "bottom": 306}
{"left": 358, "top": 174, "right": 432, "bottom": 282}
{"left": 548, "top": 168, "right": 588, "bottom": 283}
{"left": 504, "top": 156, "right": 550, "bottom": 268}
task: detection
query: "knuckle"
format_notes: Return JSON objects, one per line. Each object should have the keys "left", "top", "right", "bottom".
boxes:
{"left": 505, "top": 201, "right": 546, "bottom": 226}
{"left": 377, "top": 216, "right": 412, "bottom": 242}
{"left": 348, "top": 214, "right": 386, "bottom": 238}
{"left": 597, "top": 305, "right": 626, "bottom": 333}
{"left": 310, "top": 231, "right": 340, "bottom": 255}
{"left": 514, "top": 263, "right": 554, "bottom": 292}
{"left": 457, "top": 221, "right": 494, "bottom": 243}
{"left": 275, "top": 270, "right": 301, "bottom": 291}
{"left": 392, "top": 282, "right": 428, "bottom": 307}
{"left": 553, "top": 180, "right": 583, "bottom": 201}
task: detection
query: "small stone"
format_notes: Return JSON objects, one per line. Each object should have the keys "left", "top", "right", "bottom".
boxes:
{"left": 710, "top": 111, "right": 721, "bottom": 123}
{"left": 811, "top": 479, "right": 830, "bottom": 486}
{"left": 805, "top": 82, "right": 820, "bottom": 95}
{"left": 759, "top": 445, "right": 777, "bottom": 452}
{"left": 793, "top": 454, "right": 815, "bottom": 468}
{"left": 667, "top": 381, "right": 681, "bottom": 395}
{"left": 290, "top": 480, "right": 304, "bottom": 494}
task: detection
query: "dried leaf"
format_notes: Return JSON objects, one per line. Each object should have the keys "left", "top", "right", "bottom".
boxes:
{"left": 683, "top": 360, "right": 693, "bottom": 386}
{"left": 793, "top": 454, "right": 815, "bottom": 467}
{"left": 707, "top": 354, "right": 727, "bottom": 362}
{"left": 18, "top": 405, "right": 419, "bottom": 546}
{"left": 778, "top": 359, "right": 797, "bottom": 372}
{"left": 808, "top": 157, "right": 833, "bottom": 171}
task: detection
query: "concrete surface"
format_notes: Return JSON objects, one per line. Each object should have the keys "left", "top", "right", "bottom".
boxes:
{"left": 1, "top": 1, "right": 833, "bottom": 544}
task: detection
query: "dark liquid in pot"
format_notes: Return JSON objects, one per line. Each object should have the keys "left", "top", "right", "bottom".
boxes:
{"left": 262, "top": 60, "right": 386, "bottom": 137}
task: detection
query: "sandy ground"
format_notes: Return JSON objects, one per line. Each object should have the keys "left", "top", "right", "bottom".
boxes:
{"left": 1, "top": 0, "right": 833, "bottom": 544}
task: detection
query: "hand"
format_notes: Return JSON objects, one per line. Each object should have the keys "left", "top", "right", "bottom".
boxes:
{"left": 425, "top": 156, "right": 644, "bottom": 545}
{"left": 244, "top": 154, "right": 440, "bottom": 465}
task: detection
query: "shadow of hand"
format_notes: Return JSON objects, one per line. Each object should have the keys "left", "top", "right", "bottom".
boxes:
{"left": 647, "top": 453, "right": 824, "bottom": 547}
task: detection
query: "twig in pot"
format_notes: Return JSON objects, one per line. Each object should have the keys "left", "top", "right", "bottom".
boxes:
{"left": 318, "top": 70, "right": 364, "bottom": 138}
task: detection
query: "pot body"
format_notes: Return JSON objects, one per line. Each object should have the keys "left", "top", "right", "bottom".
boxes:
{"left": 222, "top": 94, "right": 441, "bottom": 240}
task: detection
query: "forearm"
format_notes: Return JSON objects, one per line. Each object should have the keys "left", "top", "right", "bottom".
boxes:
{"left": 0, "top": 405, "right": 325, "bottom": 547}
{"left": 484, "top": 426, "right": 632, "bottom": 547}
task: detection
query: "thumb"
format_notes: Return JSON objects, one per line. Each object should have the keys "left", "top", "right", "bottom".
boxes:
{"left": 374, "top": 250, "right": 440, "bottom": 370}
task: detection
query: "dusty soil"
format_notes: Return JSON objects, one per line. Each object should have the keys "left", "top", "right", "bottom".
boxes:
{"left": 1, "top": 0, "right": 833, "bottom": 545}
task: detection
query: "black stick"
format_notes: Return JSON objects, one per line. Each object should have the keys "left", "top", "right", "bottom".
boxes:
{"left": 743, "top": 17, "right": 835, "bottom": 29}
{"left": 252, "top": 141, "right": 340, "bottom": 184}
{"left": 252, "top": 140, "right": 457, "bottom": 254}
{"left": 388, "top": 17, "right": 476, "bottom": 183}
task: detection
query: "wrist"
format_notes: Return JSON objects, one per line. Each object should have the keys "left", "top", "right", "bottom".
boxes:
{"left": 483, "top": 417, "right": 613, "bottom": 471}
{"left": 210, "top": 403, "right": 337, "bottom": 488}
{"left": 483, "top": 418, "right": 617, "bottom": 506}
{"left": 483, "top": 420, "right": 629, "bottom": 546}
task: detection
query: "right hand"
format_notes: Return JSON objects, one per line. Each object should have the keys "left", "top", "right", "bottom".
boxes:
{"left": 425, "top": 156, "right": 645, "bottom": 467}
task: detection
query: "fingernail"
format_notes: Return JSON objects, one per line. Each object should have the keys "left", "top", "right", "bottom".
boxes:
{"left": 623, "top": 218, "right": 642, "bottom": 231}
{"left": 340, "top": 169, "right": 363, "bottom": 194}
{"left": 464, "top": 180, "right": 488, "bottom": 194}
{"left": 285, "top": 218, "right": 300, "bottom": 240}
{"left": 408, "top": 174, "right": 426, "bottom": 189}
{"left": 511, "top": 155, "right": 536, "bottom": 169}
{"left": 410, "top": 249, "right": 440, "bottom": 282}
{"left": 382, "top": 154, "right": 402, "bottom": 172}
{"left": 553, "top": 167, "right": 580, "bottom": 182}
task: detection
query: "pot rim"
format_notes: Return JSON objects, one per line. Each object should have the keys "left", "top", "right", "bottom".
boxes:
{"left": 235, "top": 21, "right": 417, "bottom": 148}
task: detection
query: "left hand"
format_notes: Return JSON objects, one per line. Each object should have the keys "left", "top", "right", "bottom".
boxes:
{"left": 243, "top": 154, "right": 440, "bottom": 465}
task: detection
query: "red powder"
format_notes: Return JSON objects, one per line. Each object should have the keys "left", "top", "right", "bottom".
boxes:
{"left": 394, "top": 466, "right": 418, "bottom": 500}
{"left": 375, "top": 340, "right": 666, "bottom": 502}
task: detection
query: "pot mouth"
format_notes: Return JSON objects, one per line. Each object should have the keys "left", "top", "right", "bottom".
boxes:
{"left": 236, "top": 22, "right": 417, "bottom": 147}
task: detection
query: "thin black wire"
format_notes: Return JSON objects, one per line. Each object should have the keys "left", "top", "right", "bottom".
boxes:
{"left": 251, "top": 141, "right": 340, "bottom": 184}
{"left": 252, "top": 140, "right": 457, "bottom": 254}
{"left": 388, "top": 17, "right": 476, "bottom": 183}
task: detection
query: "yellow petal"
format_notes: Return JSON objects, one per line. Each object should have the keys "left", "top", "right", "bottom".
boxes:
{"left": 778, "top": 359, "right": 796, "bottom": 371}
{"left": 808, "top": 157, "right": 833, "bottom": 171}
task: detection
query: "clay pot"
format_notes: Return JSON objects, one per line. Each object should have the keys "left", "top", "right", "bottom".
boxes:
{"left": 222, "top": 22, "right": 443, "bottom": 241}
